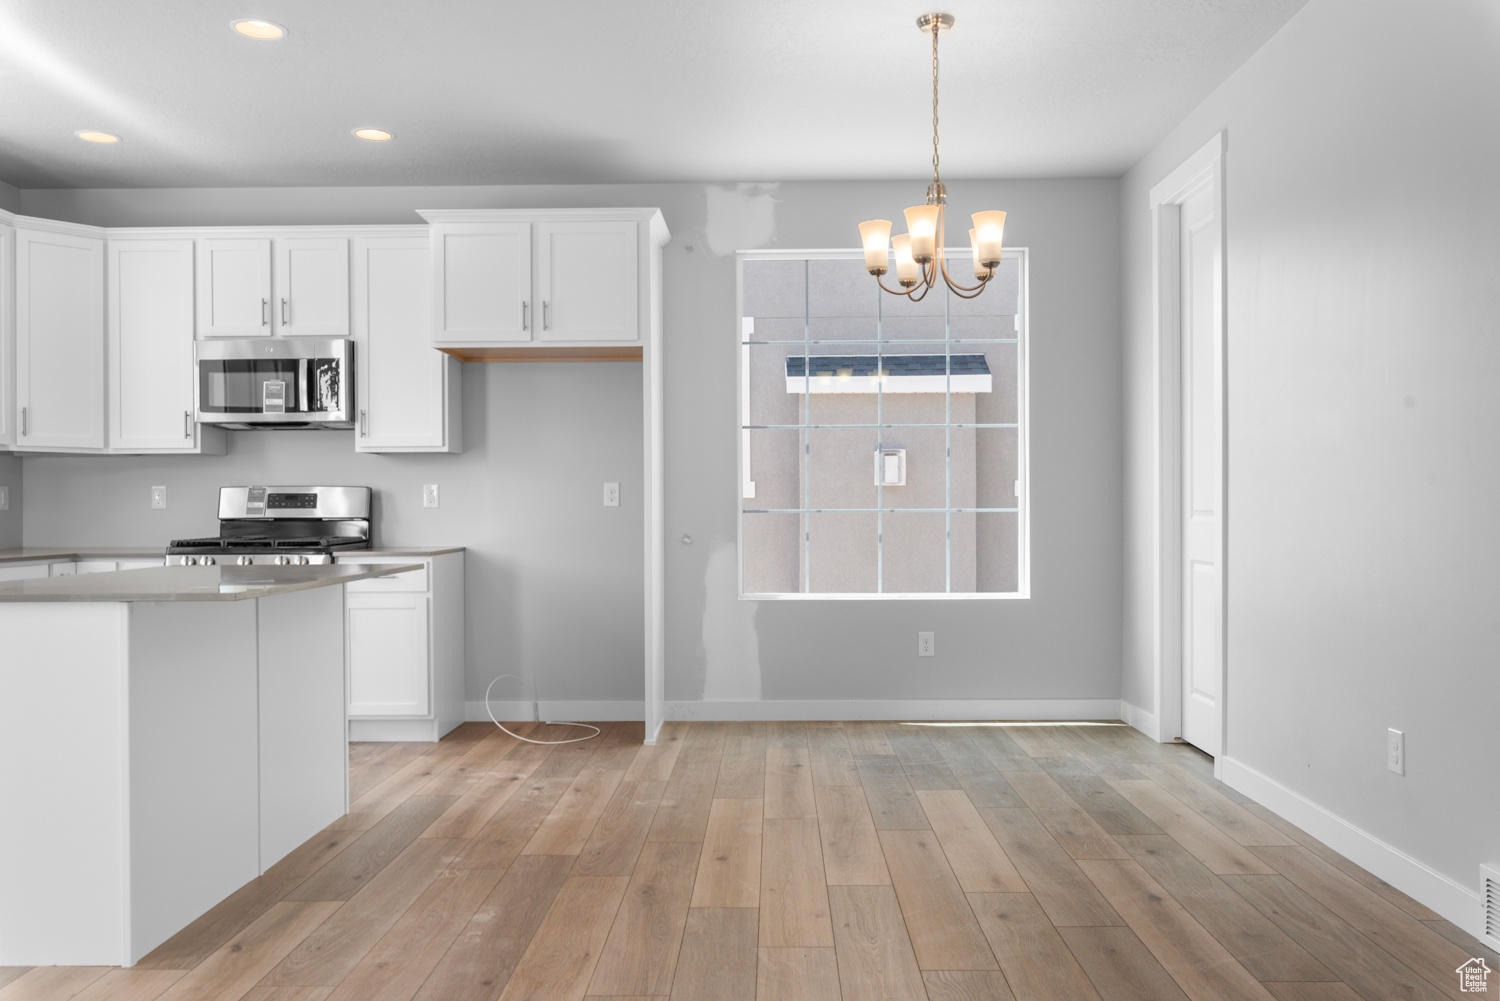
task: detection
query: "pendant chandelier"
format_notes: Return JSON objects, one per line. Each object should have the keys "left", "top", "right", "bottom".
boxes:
{"left": 859, "top": 13, "right": 1006, "bottom": 301}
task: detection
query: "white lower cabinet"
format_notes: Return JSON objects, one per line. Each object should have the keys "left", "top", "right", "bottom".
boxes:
{"left": 340, "top": 552, "right": 464, "bottom": 741}
{"left": 0, "top": 564, "right": 50, "bottom": 583}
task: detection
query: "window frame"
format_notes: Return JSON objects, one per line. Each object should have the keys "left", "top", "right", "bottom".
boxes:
{"left": 736, "top": 246, "right": 1032, "bottom": 600}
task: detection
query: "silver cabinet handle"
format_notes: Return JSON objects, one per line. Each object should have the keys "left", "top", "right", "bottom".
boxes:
{"left": 359, "top": 409, "right": 367, "bottom": 437}
{"left": 184, "top": 410, "right": 192, "bottom": 439}
{"left": 20, "top": 407, "right": 27, "bottom": 437}
{"left": 543, "top": 301, "right": 549, "bottom": 330}
{"left": 261, "top": 298, "right": 269, "bottom": 326}
{"left": 281, "top": 298, "right": 289, "bottom": 324}
{"left": 521, "top": 301, "right": 528, "bottom": 331}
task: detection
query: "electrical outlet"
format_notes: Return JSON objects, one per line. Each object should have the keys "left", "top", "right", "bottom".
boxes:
{"left": 150, "top": 485, "right": 167, "bottom": 510}
{"left": 0, "top": 485, "right": 8, "bottom": 511}
{"left": 422, "top": 484, "right": 440, "bottom": 508}
{"left": 918, "top": 631, "right": 935, "bottom": 657}
{"left": 603, "top": 482, "right": 620, "bottom": 507}
{"left": 1387, "top": 728, "right": 1404, "bottom": 775}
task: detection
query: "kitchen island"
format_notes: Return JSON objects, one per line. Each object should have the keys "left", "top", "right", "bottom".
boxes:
{"left": 0, "top": 562, "right": 419, "bottom": 967}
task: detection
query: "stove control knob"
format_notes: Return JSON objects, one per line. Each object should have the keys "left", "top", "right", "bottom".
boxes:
{"left": 181, "top": 556, "right": 195, "bottom": 566}
{"left": 297, "top": 555, "right": 310, "bottom": 565}
{"left": 274, "top": 555, "right": 290, "bottom": 566}
{"left": 200, "top": 556, "right": 216, "bottom": 566}
{"left": 237, "top": 556, "right": 253, "bottom": 566}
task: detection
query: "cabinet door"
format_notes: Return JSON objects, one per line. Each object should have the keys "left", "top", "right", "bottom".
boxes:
{"left": 536, "top": 220, "right": 638, "bottom": 342}
{"left": 15, "top": 227, "right": 105, "bottom": 450}
{"left": 109, "top": 240, "right": 199, "bottom": 451}
{"left": 196, "top": 238, "right": 271, "bottom": 337}
{"left": 347, "top": 592, "right": 431, "bottom": 717}
{"left": 0, "top": 564, "right": 50, "bottom": 582}
{"left": 354, "top": 236, "right": 456, "bottom": 451}
{"left": 274, "top": 237, "right": 349, "bottom": 337}
{"left": 432, "top": 222, "right": 531, "bottom": 344}
{"left": 0, "top": 222, "right": 13, "bottom": 448}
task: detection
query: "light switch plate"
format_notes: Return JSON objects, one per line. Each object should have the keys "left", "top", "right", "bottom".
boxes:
{"left": 150, "top": 485, "right": 167, "bottom": 510}
{"left": 1387, "top": 728, "right": 1404, "bottom": 775}
{"left": 603, "top": 482, "right": 620, "bottom": 507}
{"left": 918, "top": 631, "right": 935, "bottom": 657}
{"left": 423, "top": 484, "right": 440, "bottom": 508}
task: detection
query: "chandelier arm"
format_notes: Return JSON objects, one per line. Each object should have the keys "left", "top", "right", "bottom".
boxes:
{"left": 944, "top": 275, "right": 994, "bottom": 300}
{"left": 874, "top": 274, "right": 920, "bottom": 298}
{"left": 937, "top": 256, "right": 990, "bottom": 294}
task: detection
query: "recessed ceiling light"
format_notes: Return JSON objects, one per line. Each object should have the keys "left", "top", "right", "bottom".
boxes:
{"left": 352, "top": 128, "right": 393, "bottom": 142}
{"left": 76, "top": 130, "right": 120, "bottom": 143}
{"left": 232, "top": 19, "right": 287, "bottom": 40}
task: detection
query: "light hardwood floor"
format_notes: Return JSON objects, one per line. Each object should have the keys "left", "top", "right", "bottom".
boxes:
{"left": 3, "top": 720, "right": 1496, "bottom": 1001}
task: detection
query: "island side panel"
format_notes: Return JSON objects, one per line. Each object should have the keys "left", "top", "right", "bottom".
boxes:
{"left": 257, "top": 584, "right": 348, "bottom": 871}
{"left": 0, "top": 603, "right": 131, "bottom": 966}
{"left": 127, "top": 599, "right": 260, "bottom": 964}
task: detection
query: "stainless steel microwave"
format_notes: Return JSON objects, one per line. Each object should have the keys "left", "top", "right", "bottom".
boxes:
{"left": 194, "top": 338, "right": 354, "bottom": 429}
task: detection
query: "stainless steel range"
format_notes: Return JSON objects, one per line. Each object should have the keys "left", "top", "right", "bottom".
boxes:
{"left": 166, "top": 486, "right": 372, "bottom": 566}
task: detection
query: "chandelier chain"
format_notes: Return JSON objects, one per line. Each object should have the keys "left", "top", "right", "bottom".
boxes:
{"left": 931, "top": 19, "right": 941, "bottom": 186}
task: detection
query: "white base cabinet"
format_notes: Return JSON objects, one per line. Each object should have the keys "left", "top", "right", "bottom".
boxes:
{"left": 341, "top": 552, "right": 464, "bottom": 742}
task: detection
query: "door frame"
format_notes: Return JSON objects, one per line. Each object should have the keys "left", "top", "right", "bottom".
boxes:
{"left": 1147, "top": 132, "right": 1228, "bottom": 760}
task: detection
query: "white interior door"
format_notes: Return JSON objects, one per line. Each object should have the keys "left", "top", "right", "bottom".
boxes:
{"left": 1180, "top": 178, "right": 1224, "bottom": 756}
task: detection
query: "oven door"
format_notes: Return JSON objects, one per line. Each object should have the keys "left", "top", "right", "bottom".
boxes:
{"left": 195, "top": 338, "right": 353, "bottom": 426}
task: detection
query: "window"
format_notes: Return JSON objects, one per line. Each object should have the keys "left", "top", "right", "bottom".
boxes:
{"left": 738, "top": 250, "right": 1029, "bottom": 598}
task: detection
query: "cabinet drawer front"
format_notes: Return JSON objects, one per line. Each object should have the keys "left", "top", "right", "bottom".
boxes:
{"left": 344, "top": 564, "right": 428, "bottom": 592}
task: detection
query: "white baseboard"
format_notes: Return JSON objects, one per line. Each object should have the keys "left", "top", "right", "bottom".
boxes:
{"left": 1120, "top": 700, "right": 1160, "bottom": 741}
{"left": 663, "top": 699, "right": 1122, "bottom": 722}
{"left": 1219, "top": 755, "right": 1484, "bottom": 941}
{"left": 464, "top": 700, "right": 646, "bottom": 723}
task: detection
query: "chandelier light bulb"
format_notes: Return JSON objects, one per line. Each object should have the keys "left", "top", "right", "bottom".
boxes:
{"left": 972, "top": 210, "right": 1006, "bottom": 266}
{"left": 904, "top": 204, "right": 941, "bottom": 263}
{"left": 969, "top": 228, "right": 989, "bottom": 279}
{"left": 892, "top": 234, "right": 921, "bottom": 286}
{"left": 859, "top": 220, "right": 893, "bottom": 275}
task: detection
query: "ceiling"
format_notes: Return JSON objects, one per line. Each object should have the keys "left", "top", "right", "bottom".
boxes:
{"left": 0, "top": 0, "right": 1307, "bottom": 190}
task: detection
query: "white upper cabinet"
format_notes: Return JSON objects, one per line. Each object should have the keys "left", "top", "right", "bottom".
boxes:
{"left": 196, "top": 236, "right": 349, "bottom": 338}
{"left": 15, "top": 225, "right": 105, "bottom": 451}
{"left": 196, "top": 238, "right": 272, "bottom": 336}
{"left": 352, "top": 234, "right": 461, "bottom": 453}
{"left": 0, "top": 219, "right": 13, "bottom": 449}
{"left": 108, "top": 239, "right": 223, "bottom": 454}
{"left": 536, "top": 220, "right": 638, "bottom": 342}
{"left": 430, "top": 222, "right": 531, "bottom": 344}
{"left": 274, "top": 237, "right": 349, "bottom": 337}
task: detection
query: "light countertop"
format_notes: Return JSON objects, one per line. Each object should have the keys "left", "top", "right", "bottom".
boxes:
{"left": 0, "top": 546, "right": 465, "bottom": 565}
{"left": 0, "top": 563, "right": 423, "bottom": 602}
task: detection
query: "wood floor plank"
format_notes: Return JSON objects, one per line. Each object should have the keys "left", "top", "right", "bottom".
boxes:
{"left": 155, "top": 901, "right": 342, "bottom": 1001}
{"left": 320, "top": 866, "right": 504, "bottom": 1001}
{"left": 66, "top": 970, "right": 185, "bottom": 1001}
{"left": 916, "top": 789, "right": 1028, "bottom": 893}
{"left": 923, "top": 969, "right": 1017, "bottom": 1001}
{"left": 856, "top": 754, "right": 930, "bottom": 830}
{"left": 967, "top": 892, "right": 1103, "bottom": 1001}
{"left": 1056, "top": 925, "right": 1189, "bottom": 1001}
{"left": 585, "top": 721, "right": 646, "bottom": 774}
{"left": 692, "top": 797, "right": 763, "bottom": 907}
{"left": 626, "top": 722, "right": 688, "bottom": 781}
{"left": 262, "top": 838, "right": 464, "bottom": 987}
{"left": 0, "top": 967, "right": 111, "bottom": 1001}
{"left": 717, "top": 734, "right": 770, "bottom": 798}
{"left": 648, "top": 742, "right": 724, "bottom": 842}
{"left": 496, "top": 875, "right": 630, "bottom": 1001}
{"left": 411, "top": 854, "right": 573, "bottom": 1001}
{"left": 755, "top": 948, "right": 842, "bottom": 1001}
{"left": 337, "top": 755, "right": 447, "bottom": 831}
{"left": 815, "top": 785, "right": 891, "bottom": 885}
{"left": 0, "top": 970, "right": 31, "bottom": 991}
{"left": 421, "top": 768, "right": 536, "bottom": 840}
{"left": 843, "top": 721, "right": 895, "bottom": 756}
{"left": 827, "top": 884, "right": 929, "bottom": 1001}
{"left": 887, "top": 725, "right": 964, "bottom": 790}
{"left": 965, "top": 727, "right": 1042, "bottom": 772}
{"left": 348, "top": 742, "right": 427, "bottom": 801}
{"left": 1241, "top": 803, "right": 1448, "bottom": 922}
{"left": 1223, "top": 875, "right": 1450, "bottom": 1001}
{"left": 878, "top": 829, "right": 998, "bottom": 970}
{"left": 137, "top": 824, "right": 360, "bottom": 969}
{"left": 574, "top": 779, "right": 667, "bottom": 876}
{"left": 239, "top": 988, "right": 333, "bottom": 1001}
{"left": 977, "top": 808, "right": 1122, "bottom": 927}
{"left": 1112, "top": 835, "right": 1333, "bottom": 983}
{"left": 1076, "top": 859, "right": 1277, "bottom": 1001}
{"left": 928, "top": 730, "right": 1026, "bottom": 809}
{"left": 1003, "top": 771, "right": 1129, "bottom": 860}
{"left": 1107, "top": 780, "right": 1274, "bottom": 876}
{"left": 766, "top": 722, "right": 811, "bottom": 748}
{"left": 1134, "top": 765, "right": 1295, "bottom": 847}
{"left": 764, "top": 747, "right": 816, "bottom": 819}
{"left": 286, "top": 795, "right": 457, "bottom": 901}
{"left": 1260, "top": 985, "right": 1366, "bottom": 1001}
{"left": 1034, "top": 758, "right": 1161, "bottom": 836}
{"left": 589, "top": 841, "right": 701, "bottom": 996}
{"left": 1249, "top": 845, "right": 1475, "bottom": 998}
{"left": 453, "top": 776, "right": 572, "bottom": 869}
{"left": 998, "top": 725, "right": 1071, "bottom": 759}
{"left": 760, "top": 818, "right": 835, "bottom": 948}
{"left": 523, "top": 767, "right": 626, "bottom": 856}
{"left": 1425, "top": 918, "right": 1500, "bottom": 965}
{"left": 806, "top": 724, "right": 860, "bottom": 787}
{"left": 532, "top": 723, "right": 616, "bottom": 780}
{"left": 670, "top": 908, "right": 759, "bottom": 1001}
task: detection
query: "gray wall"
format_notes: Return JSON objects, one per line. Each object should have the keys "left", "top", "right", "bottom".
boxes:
{"left": 0, "top": 455, "right": 19, "bottom": 548}
{"left": 18, "top": 176, "right": 1122, "bottom": 708}
{"left": 0, "top": 179, "right": 18, "bottom": 213}
{"left": 1121, "top": 0, "right": 1499, "bottom": 907}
